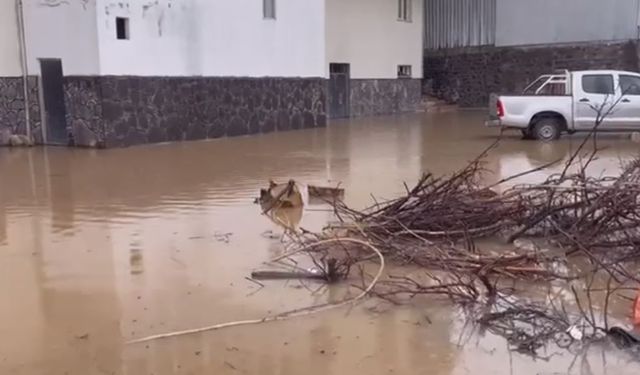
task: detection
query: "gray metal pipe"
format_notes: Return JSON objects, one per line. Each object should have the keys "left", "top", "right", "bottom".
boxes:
{"left": 15, "top": 0, "right": 31, "bottom": 140}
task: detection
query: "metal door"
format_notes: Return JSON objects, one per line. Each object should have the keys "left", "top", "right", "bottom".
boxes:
{"left": 329, "top": 63, "right": 350, "bottom": 119}
{"left": 40, "top": 59, "right": 68, "bottom": 144}
{"left": 615, "top": 74, "right": 640, "bottom": 130}
{"left": 573, "top": 73, "right": 617, "bottom": 130}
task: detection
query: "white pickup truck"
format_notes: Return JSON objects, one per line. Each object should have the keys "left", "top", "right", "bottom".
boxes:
{"left": 486, "top": 70, "right": 640, "bottom": 141}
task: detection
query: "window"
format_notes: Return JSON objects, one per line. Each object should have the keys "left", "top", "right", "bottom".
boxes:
{"left": 537, "top": 83, "right": 566, "bottom": 96}
{"left": 398, "top": 0, "right": 412, "bottom": 22}
{"left": 116, "top": 17, "right": 129, "bottom": 40}
{"left": 398, "top": 65, "right": 412, "bottom": 78}
{"left": 523, "top": 76, "right": 550, "bottom": 95}
{"left": 582, "top": 75, "right": 614, "bottom": 95}
{"left": 620, "top": 75, "right": 640, "bottom": 95}
{"left": 263, "top": 0, "right": 276, "bottom": 19}
{"left": 523, "top": 75, "right": 567, "bottom": 96}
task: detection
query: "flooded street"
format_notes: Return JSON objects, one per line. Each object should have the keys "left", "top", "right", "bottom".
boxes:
{"left": 2, "top": 111, "right": 640, "bottom": 375}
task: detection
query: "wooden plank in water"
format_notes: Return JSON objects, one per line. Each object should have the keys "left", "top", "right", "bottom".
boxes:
{"left": 308, "top": 185, "right": 344, "bottom": 200}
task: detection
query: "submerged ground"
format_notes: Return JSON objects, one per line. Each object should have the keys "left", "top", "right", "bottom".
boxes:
{"left": 2, "top": 111, "right": 639, "bottom": 375}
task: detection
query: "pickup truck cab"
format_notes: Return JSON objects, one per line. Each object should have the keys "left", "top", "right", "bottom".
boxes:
{"left": 486, "top": 70, "right": 640, "bottom": 141}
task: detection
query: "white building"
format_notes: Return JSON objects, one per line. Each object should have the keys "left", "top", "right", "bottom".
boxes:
{"left": 0, "top": 0, "right": 423, "bottom": 147}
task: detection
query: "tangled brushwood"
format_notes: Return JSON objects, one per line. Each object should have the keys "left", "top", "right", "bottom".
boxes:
{"left": 276, "top": 138, "right": 640, "bottom": 355}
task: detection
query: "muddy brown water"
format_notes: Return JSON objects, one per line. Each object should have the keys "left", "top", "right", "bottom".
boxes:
{"left": 1, "top": 111, "right": 640, "bottom": 375}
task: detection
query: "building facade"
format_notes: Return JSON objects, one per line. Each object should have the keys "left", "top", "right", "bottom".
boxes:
{"left": 0, "top": 0, "right": 424, "bottom": 147}
{"left": 424, "top": 0, "right": 640, "bottom": 107}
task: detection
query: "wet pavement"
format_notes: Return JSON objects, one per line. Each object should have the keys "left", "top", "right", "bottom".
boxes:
{"left": 1, "top": 110, "right": 640, "bottom": 375}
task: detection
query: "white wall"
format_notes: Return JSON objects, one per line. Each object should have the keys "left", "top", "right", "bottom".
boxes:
{"left": 97, "top": 0, "right": 326, "bottom": 77}
{"left": 97, "top": 0, "right": 199, "bottom": 76}
{"left": 200, "top": 0, "right": 325, "bottom": 77}
{"left": 22, "top": 0, "right": 100, "bottom": 75}
{"left": 496, "top": 0, "right": 639, "bottom": 46}
{"left": 326, "top": 0, "right": 423, "bottom": 79}
{"left": 0, "top": 1, "right": 22, "bottom": 77}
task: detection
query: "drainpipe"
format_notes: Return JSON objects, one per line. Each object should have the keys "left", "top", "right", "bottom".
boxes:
{"left": 15, "top": 0, "right": 31, "bottom": 140}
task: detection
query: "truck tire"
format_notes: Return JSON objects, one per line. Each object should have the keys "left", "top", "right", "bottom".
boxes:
{"left": 533, "top": 119, "right": 561, "bottom": 141}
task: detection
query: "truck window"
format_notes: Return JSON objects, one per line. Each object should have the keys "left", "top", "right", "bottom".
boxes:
{"left": 538, "top": 83, "right": 565, "bottom": 95}
{"left": 523, "top": 76, "right": 549, "bottom": 95}
{"left": 582, "top": 75, "right": 614, "bottom": 95}
{"left": 620, "top": 75, "right": 640, "bottom": 95}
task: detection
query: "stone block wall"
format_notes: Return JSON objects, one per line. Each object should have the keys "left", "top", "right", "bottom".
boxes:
{"left": 64, "top": 77, "right": 106, "bottom": 147}
{"left": 3, "top": 75, "right": 423, "bottom": 148}
{"left": 63, "top": 76, "right": 327, "bottom": 148}
{"left": 424, "top": 40, "right": 640, "bottom": 107}
{"left": 350, "top": 79, "right": 422, "bottom": 117}
{"left": 0, "top": 77, "right": 41, "bottom": 145}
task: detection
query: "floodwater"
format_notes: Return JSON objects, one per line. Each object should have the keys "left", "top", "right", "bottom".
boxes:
{"left": 1, "top": 111, "right": 640, "bottom": 375}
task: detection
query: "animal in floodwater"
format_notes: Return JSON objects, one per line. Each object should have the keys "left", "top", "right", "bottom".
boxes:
{"left": 258, "top": 180, "right": 308, "bottom": 211}
{"left": 8, "top": 134, "right": 34, "bottom": 147}
{"left": 256, "top": 180, "right": 307, "bottom": 239}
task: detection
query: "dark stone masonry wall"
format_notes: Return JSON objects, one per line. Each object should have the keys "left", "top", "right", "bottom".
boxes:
{"left": 424, "top": 40, "right": 640, "bottom": 108}
{"left": 64, "top": 76, "right": 327, "bottom": 148}
{"left": 64, "top": 77, "right": 106, "bottom": 147}
{"left": 3, "top": 75, "right": 419, "bottom": 148}
{"left": 0, "top": 77, "right": 41, "bottom": 145}
{"left": 349, "top": 79, "right": 422, "bottom": 117}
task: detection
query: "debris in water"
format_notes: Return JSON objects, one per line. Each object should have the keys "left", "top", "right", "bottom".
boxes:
{"left": 127, "top": 134, "right": 640, "bottom": 360}
{"left": 257, "top": 180, "right": 307, "bottom": 211}
{"left": 308, "top": 185, "right": 345, "bottom": 201}
{"left": 635, "top": 292, "right": 640, "bottom": 326}
{"left": 224, "top": 361, "right": 237, "bottom": 370}
{"left": 608, "top": 327, "right": 640, "bottom": 348}
{"left": 566, "top": 325, "right": 583, "bottom": 341}
{"left": 251, "top": 258, "right": 346, "bottom": 283}
{"left": 7, "top": 134, "right": 34, "bottom": 147}
{"left": 255, "top": 179, "right": 344, "bottom": 211}
{"left": 214, "top": 232, "right": 233, "bottom": 243}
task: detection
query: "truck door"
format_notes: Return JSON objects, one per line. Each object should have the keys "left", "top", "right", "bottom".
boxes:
{"left": 573, "top": 73, "right": 616, "bottom": 130}
{"left": 616, "top": 74, "right": 640, "bottom": 130}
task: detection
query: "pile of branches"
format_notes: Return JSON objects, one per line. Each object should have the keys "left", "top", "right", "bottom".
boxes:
{"left": 318, "top": 139, "right": 640, "bottom": 279}
{"left": 278, "top": 138, "right": 640, "bottom": 355}
{"left": 508, "top": 157, "right": 640, "bottom": 279}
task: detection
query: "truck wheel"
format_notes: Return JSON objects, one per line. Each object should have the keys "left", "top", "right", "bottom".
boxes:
{"left": 533, "top": 119, "right": 561, "bottom": 141}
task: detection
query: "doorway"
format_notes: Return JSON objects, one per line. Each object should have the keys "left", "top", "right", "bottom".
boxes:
{"left": 329, "top": 63, "right": 350, "bottom": 119}
{"left": 39, "top": 58, "right": 68, "bottom": 145}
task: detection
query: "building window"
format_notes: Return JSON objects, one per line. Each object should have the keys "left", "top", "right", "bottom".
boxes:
{"left": 264, "top": 0, "right": 276, "bottom": 19}
{"left": 116, "top": 17, "right": 129, "bottom": 40}
{"left": 398, "top": 0, "right": 411, "bottom": 22}
{"left": 398, "top": 65, "right": 412, "bottom": 78}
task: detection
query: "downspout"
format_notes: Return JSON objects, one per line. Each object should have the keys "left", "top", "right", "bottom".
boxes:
{"left": 15, "top": 0, "right": 31, "bottom": 140}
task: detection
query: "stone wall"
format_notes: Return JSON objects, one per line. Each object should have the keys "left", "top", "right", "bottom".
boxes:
{"left": 3, "top": 75, "right": 421, "bottom": 148}
{"left": 349, "top": 79, "right": 422, "bottom": 117}
{"left": 0, "top": 77, "right": 41, "bottom": 145}
{"left": 63, "top": 77, "right": 327, "bottom": 148}
{"left": 424, "top": 40, "right": 640, "bottom": 107}
{"left": 64, "top": 77, "right": 105, "bottom": 147}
